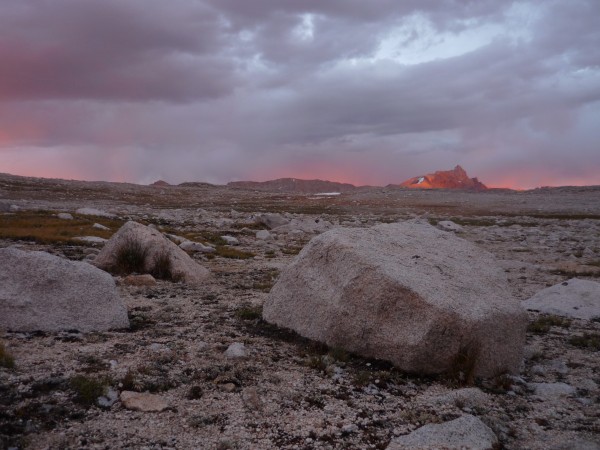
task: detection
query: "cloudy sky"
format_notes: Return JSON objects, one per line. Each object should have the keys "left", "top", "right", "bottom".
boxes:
{"left": 0, "top": 0, "right": 599, "bottom": 189}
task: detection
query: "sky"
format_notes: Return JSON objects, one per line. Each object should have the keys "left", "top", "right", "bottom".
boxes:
{"left": 0, "top": 0, "right": 599, "bottom": 189}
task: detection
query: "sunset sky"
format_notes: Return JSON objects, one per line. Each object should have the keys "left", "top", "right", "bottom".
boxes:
{"left": 0, "top": 0, "right": 599, "bottom": 189}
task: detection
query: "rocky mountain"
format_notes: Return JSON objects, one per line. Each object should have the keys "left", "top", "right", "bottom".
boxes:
{"left": 150, "top": 180, "right": 170, "bottom": 187}
{"left": 396, "top": 165, "right": 487, "bottom": 191}
{"left": 227, "top": 178, "right": 357, "bottom": 194}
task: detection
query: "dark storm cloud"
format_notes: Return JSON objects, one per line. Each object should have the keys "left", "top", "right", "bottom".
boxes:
{"left": 0, "top": 0, "right": 599, "bottom": 188}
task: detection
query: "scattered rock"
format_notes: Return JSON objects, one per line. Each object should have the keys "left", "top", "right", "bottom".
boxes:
{"left": 0, "top": 247, "right": 129, "bottom": 332}
{"left": 97, "top": 388, "right": 119, "bottom": 408}
{"left": 74, "top": 236, "right": 107, "bottom": 244}
{"left": 428, "top": 387, "right": 490, "bottom": 409}
{"left": 76, "top": 207, "right": 115, "bottom": 218}
{"left": 93, "top": 221, "right": 210, "bottom": 284}
{"left": 387, "top": 415, "right": 498, "bottom": 450}
{"left": 263, "top": 222, "right": 527, "bottom": 377}
{"left": 256, "top": 230, "right": 273, "bottom": 240}
{"left": 122, "top": 274, "right": 157, "bottom": 287}
{"left": 93, "top": 223, "right": 110, "bottom": 231}
{"left": 255, "top": 213, "right": 290, "bottom": 229}
{"left": 221, "top": 235, "right": 239, "bottom": 246}
{"left": 529, "top": 382, "right": 577, "bottom": 400}
{"left": 224, "top": 342, "right": 247, "bottom": 359}
{"left": 57, "top": 212, "right": 73, "bottom": 220}
{"left": 179, "top": 240, "right": 216, "bottom": 253}
{"left": 523, "top": 278, "right": 600, "bottom": 320}
{"left": 437, "top": 220, "right": 463, "bottom": 232}
{"left": 120, "top": 391, "right": 169, "bottom": 412}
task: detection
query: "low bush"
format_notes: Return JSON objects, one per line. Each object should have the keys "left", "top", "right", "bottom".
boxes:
{"left": 527, "top": 315, "right": 571, "bottom": 334}
{"left": 0, "top": 342, "right": 15, "bottom": 369}
{"left": 113, "top": 237, "right": 148, "bottom": 274}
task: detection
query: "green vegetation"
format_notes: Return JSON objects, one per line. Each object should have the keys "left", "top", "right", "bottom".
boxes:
{"left": 0, "top": 210, "right": 121, "bottom": 244}
{"left": 527, "top": 315, "right": 572, "bottom": 334}
{"left": 70, "top": 375, "right": 107, "bottom": 406}
{"left": 235, "top": 305, "right": 263, "bottom": 320}
{"left": 0, "top": 341, "right": 15, "bottom": 369}
{"left": 214, "top": 246, "right": 255, "bottom": 260}
{"left": 569, "top": 333, "right": 600, "bottom": 351}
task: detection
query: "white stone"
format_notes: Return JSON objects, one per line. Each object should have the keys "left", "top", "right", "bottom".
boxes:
{"left": 221, "top": 235, "right": 239, "bottom": 246}
{"left": 57, "top": 212, "right": 73, "bottom": 220}
{"left": 263, "top": 222, "right": 527, "bottom": 377}
{"left": 0, "top": 247, "right": 129, "bottom": 332}
{"left": 256, "top": 230, "right": 273, "bottom": 240}
{"left": 120, "top": 391, "right": 168, "bottom": 412}
{"left": 93, "top": 223, "right": 110, "bottom": 231}
{"left": 76, "top": 207, "right": 115, "bottom": 218}
{"left": 74, "top": 236, "right": 107, "bottom": 244}
{"left": 523, "top": 278, "right": 600, "bottom": 320}
{"left": 529, "top": 382, "right": 576, "bottom": 400}
{"left": 224, "top": 342, "right": 247, "bottom": 359}
{"left": 179, "top": 240, "right": 215, "bottom": 253}
{"left": 437, "top": 220, "right": 463, "bottom": 232}
{"left": 387, "top": 415, "right": 498, "bottom": 450}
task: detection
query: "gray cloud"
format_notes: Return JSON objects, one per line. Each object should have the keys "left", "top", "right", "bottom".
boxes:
{"left": 0, "top": 0, "right": 598, "bottom": 188}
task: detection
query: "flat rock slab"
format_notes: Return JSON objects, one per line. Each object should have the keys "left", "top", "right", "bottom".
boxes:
{"left": 264, "top": 222, "right": 527, "bottom": 377}
{"left": 387, "top": 414, "right": 498, "bottom": 450}
{"left": 120, "top": 391, "right": 168, "bottom": 412}
{"left": 523, "top": 278, "right": 600, "bottom": 320}
{"left": 0, "top": 247, "right": 129, "bottom": 332}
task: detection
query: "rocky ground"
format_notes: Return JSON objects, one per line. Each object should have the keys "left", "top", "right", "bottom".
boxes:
{"left": 1, "top": 172, "right": 599, "bottom": 449}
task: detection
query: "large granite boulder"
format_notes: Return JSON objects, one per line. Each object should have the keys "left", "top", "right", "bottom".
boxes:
{"left": 263, "top": 222, "right": 527, "bottom": 377}
{"left": 93, "top": 221, "right": 209, "bottom": 284}
{"left": 523, "top": 278, "right": 600, "bottom": 320}
{"left": 0, "top": 247, "right": 129, "bottom": 332}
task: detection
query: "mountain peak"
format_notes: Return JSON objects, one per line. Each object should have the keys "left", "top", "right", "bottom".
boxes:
{"left": 397, "top": 166, "right": 487, "bottom": 191}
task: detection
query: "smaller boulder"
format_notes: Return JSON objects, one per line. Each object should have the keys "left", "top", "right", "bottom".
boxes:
{"left": 123, "top": 274, "right": 157, "bottom": 287}
{"left": 256, "top": 213, "right": 289, "bottom": 229}
{"left": 57, "top": 212, "right": 73, "bottom": 220}
{"left": 179, "top": 240, "right": 216, "bottom": 253}
{"left": 120, "top": 391, "right": 168, "bottom": 412}
{"left": 523, "top": 278, "right": 600, "bottom": 320}
{"left": 93, "top": 221, "right": 210, "bottom": 284}
{"left": 387, "top": 415, "right": 497, "bottom": 450}
{"left": 437, "top": 220, "right": 463, "bottom": 232}
{"left": 93, "top": 223, "right": 110, "bottom": 231}
{"left": 76, "top": 207, "right": 115, "bottom": 218}
{"left": 256, "top": 230, "right": 273, "bottom": 241}
{"left": 221, "top": 235, "right": 239, "bottom": 246}
{"left": 224, "top": 342, "right": 247, "bottom": 359}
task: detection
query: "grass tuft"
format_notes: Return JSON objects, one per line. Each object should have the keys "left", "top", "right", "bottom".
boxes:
{"left": 448, "top": 343, "right": 479, "bottom": 386}
{"left": 113, "top": 237, "right": 148, "bottom": 274}
{"left": 0, "top": 341, "right": 15, "bottom": 369}
{"left": 235, "top": 305, "right": 263, "bottom": 320}
{"left": 569, "top": 333, "right": 600, "bottom": 351}
{"left": 70, "top": 375, "right": 107, "bottom": 406}
{"left": 527, "top": 315, "right": 572, "bottom": 334}
{"left": 215, "top": 246, "right": 255, "bottom": 259}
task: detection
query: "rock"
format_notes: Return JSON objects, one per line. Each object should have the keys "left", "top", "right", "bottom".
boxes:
{"left": 428, "top": 387, "right": 490, "bottom": 409}
{"left": 120, "top": 391, "right": 168, "bottom": 412}
{"left": 0, "top": 247, "right": 129, "bottom": 332}
{"left": 523, "top": 278, "right": 600, "bottom": 320}
{"left": 93, "top": 223, "right": 110, "bottom": 231}
{"left": 57, "top": 212, "right": 73, "bottom": 220}
{"left": 76, "top": 207, "right": 115, "bottom": 218}
{"left": 387, "top": 414, "right": 498, "bottom": 450}
{"left": 97, "top": 388, "right": 119, "bottom": 408}
{"left": 263, "top": 222, "right": 527, "bottom": 377}
{"left": 74, "top": 236, "right": 107, "bottom": 244}
{"left": 165, "top": 233, "right": 187, "bottom": 244}
{"left": 221, "top": 235, "right": 239, "bottom": 246}
{"left": 224, "top": 342, "right": 247, "bottom": 359}
{"left": 93, "top": 221, "right": 210, "bottom": 284}
{"left": 242, "top": 387, "right": 263, "bottom": 411}
{"left": 122, "top": 274, "right": 157, "bottom": 287}
{"left": 179, "top": 240, "right": 215, "bottom": 253}
{"left": 9, "top": 205, "right": 20, "bottom": 212}
{"left": 256, "top": 230, "right": 273, "bottom": 240}
{"left": 256, "top": 213, "right": 290, "bottom": 229}
{"left": 529, "top": 382, "right": 576, "bottom": 400}
{"left": 437, "top": 220, "right": 463, "bottom": 232}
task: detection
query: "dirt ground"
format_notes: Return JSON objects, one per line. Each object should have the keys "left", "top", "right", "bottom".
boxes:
{"left": 1, "top": 172, "right": 599, "bottom": 449}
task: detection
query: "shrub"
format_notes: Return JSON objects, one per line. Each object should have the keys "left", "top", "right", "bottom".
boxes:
{"left": 149, "top": 250, "right": 181, "bottom": 281}
{"left": 70, "top": 375, "right": 107, "bottom": 406}
{"left": 235, "top": 305, "right": 263, "bottom": 320}
{"left": 448, "top": 343, "right": 480, "bottom": 385}
{"left": 527, "top": 315, "right": 571, "bottom": 334}
{"left": 113, "top": 237, "right": 148, "bottom": 274}
{"left": 569, "top": 333, "right": 600, "bottom": 351}
{"left": 0, "top": 342, "right": 15, "bottom": 369}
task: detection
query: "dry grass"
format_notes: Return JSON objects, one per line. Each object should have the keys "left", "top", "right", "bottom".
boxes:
{"left": 0, "top": 211, "right": 122, "bottom": 244}
{"left": 214, "top": 246, "right": 255, "bottom": 260}
{"left": 0, "top": 341, "right": 15, "bottom": 369}
{"left": 527, "top": 315, "right": 572, "bottom": 334}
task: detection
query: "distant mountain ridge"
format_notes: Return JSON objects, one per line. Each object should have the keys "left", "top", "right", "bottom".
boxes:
{"left": 395, "top": 165, "right": 487, "bottom": 191}
{"left": 227, "top": 178, "right": 358, "bottom": 194}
